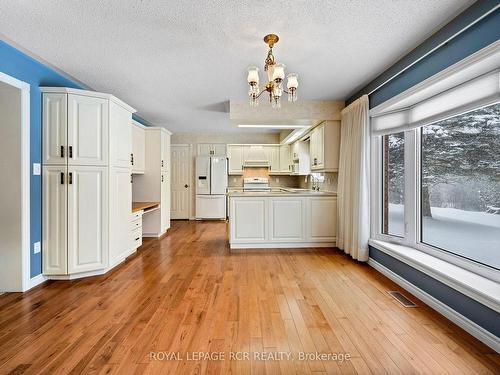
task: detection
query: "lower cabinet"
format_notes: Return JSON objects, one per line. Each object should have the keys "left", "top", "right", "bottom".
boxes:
{"left": 229, "top": 195, "right": 337, "bottom": 248}
{"left": 43, "top": 165, "right": 109, "bottom": 276}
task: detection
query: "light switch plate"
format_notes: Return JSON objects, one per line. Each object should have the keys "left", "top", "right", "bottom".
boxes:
{"left": 33, "top": 163, "right": 41, "bottom": 175}
{"left": 33, "top": 241, "right": 41, "bottom": 254}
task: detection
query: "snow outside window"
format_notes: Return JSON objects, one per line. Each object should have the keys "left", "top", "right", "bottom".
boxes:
{"left": 420, "top": 103, "right": 500, "bottom": 270}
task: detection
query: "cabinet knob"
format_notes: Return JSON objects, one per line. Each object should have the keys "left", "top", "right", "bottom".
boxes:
{"left": 184, "top": 184, "right": 189, "bottom": 188}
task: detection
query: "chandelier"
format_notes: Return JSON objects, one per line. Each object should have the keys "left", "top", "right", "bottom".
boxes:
{"left": 247, "top": 34, "right": 299, "bottom": 109}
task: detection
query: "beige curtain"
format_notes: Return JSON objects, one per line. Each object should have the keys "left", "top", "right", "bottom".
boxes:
{"left": 337, "top": 95, "right": 370, "bottom": 261}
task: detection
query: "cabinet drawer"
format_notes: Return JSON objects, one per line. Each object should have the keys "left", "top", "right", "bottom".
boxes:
{"left": 131, "top": 227, "right": 142, "bottom": 248}
{"left": 131, "top": 217, "right": 142, "bottom": 231}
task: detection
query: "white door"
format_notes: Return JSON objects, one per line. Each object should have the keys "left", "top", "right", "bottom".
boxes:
{"left": 109, "top": 102, "right": 132, "bottom": 168}
{"left": 132, "top": 123, "right": 145, "bottom": 173}
{"left": 67, "top": 166, "right": 108, "bottom": 273}
{"left": 109, "top": 167, "right": 132, "bottom": 266}
{"left": 42, "top": 93, "right": 67, "bottom": 165}
{"left": 67, "top": 94, "right": 109, "bottom": 166}
{"left": 171, "top": 145, "right": 191, "bottom": 219}
{"left": 160, "top": 172, "right": 170, "bottom": 232}
{"left": 227, "top": 145, "right": 243, "bottom": 174}
{"left": 210, "top": 157, "right": 227, "bottom": 195}
{"left": 42, "top": 166, "right": 68, "bottom": 275}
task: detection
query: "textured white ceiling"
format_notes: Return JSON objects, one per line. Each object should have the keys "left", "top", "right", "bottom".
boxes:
{"left": 0, "top": 0, "right": 473, "bottom": 132}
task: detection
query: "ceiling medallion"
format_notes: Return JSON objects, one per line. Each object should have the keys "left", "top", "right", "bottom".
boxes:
{"left": 247, "top": 34, "right": 299, "bottom": 109}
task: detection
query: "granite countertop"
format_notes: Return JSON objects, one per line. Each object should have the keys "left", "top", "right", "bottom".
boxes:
{"left": 227, "top": 187, "right": 337, "bottom": 197}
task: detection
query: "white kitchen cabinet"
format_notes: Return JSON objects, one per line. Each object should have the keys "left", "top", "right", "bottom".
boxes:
{"left": 264, "top": 145, "right": 280, "bottom": 173}
{"left": 197, "top": 143, "right": 226, "bottom": 157}
{"left": 133, "top": 127, "right": 172, "bottom": 237}
{"left": 42, "top": 93, "right": 67, "bottom": 165}
{"left": 269, "top": 198, "right": 305, "bottom": 241}
{"left": 67, "top": 166, "right": 108, "bottom": 273}
{"left": 132, "top": 121, "right": 146, "bottom": 174}
{"left": 41, "top": 87, "right": 136, "bottom": 279}
{"left": 227, "top": 144, "right": 244, "bottom": 175}
{"left": 309, "top": 121, "right": 341, "bottom": 172}
{"left": 67, "top": 94, "right": 109, "bottom": 166}
{"left": 308, "top": 197, "right": 337, "bottom": 241}
{"left": 109, "top": 167, "right": 133, "bottom": 267}
{"left": 42, "top": 165, "right": 67, "bottom": 275}
{"left": 229, "top": 194, "right": 337, "bottom": 248}
{"left": 230, "top": 198, "right": 267, "bottom": 242}
{"left": 291, "top": 141, "right": 310, "bottom": 175}
{"left": 243, "top": 145, "right": 268, "bottom": 163}
{"left": 109, "top": 101, "right": 132, "bottom": 168}
{"left": 279, "top": 144, "right": 292, "bottom": 174}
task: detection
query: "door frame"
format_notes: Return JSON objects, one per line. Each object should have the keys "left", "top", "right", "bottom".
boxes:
{"left": 0, "top": 71, "right": 31, "bottom": 292}
{"left": 170, "top": 144, "right": 192, "bottom": 220}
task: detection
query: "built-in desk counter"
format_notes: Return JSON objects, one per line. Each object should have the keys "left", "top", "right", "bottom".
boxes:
{"left": 132, "top": 201, "right": 160, "bottom": 213}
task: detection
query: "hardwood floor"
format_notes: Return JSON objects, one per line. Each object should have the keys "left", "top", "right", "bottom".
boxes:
{"left": 0, "top": 221, "right": 498, "bottom": 374}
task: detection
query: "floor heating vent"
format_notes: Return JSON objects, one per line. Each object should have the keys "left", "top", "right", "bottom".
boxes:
{"left": 387, "top": 291, "right": 418, "bottom": 307}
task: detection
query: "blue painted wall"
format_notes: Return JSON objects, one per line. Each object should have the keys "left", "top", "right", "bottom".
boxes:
{"left": 0, "top": 40, "right": 150, "bottom": 277}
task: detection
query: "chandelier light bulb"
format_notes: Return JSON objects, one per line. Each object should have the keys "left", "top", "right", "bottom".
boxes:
{"left": 287, "top": 73, "right": 298, "bottom": 89}
{"left": 272, "top": 63, "right": 285, "bottom": 82}
{"left": 247, "top": 66, "right": 260, "bottom": 85}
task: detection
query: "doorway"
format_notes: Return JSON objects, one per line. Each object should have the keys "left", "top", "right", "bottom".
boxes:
{"left": 0, "top": 72, "right": 30, "bottom": 292}
{"left": 170, "top": 144, "right": 191, "bottom": 219}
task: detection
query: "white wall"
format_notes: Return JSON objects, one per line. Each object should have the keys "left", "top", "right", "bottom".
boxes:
{"left": 0, "top": 82, "right": 23, "bottom": 291}
{"left": 171, "top": 132, "right": 280, "bottom": 218}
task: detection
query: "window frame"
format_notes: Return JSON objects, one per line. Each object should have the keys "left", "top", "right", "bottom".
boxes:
{"left": 371, "top": 120, "right": 500, "bottom": 283}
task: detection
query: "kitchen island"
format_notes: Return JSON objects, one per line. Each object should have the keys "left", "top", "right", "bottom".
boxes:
{"left": 228, "top": 189, "right": 337, "bottom": 249}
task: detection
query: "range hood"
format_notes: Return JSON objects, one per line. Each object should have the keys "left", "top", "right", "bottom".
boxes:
{"left": 243, "top": 160, "right": 270, "bottom": 168}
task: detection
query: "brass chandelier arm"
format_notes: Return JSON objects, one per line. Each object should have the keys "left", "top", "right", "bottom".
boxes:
{"left": 255, "top": 88, "right": 269, "bottom": 99}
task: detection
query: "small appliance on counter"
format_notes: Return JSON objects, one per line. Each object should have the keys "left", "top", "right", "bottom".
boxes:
{"left": 243, "top": 177, "right": 271, "bottom": 192}
{"left": 196, "top": 156, "right": 228, "bottom": 219}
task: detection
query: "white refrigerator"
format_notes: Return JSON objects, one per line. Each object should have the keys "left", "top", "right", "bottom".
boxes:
{"left": 195, "top": 156, "right": 228, "bottom": 219}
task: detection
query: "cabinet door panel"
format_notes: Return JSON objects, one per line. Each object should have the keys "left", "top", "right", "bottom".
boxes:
{"left": 132, "top": 123, "right": 145, "bottom": 173}
{"left": 161, "top": 132, "right": 169, "bottom": 171}
{"left": 212, "top": 144, "right": 227, "bottom": 157}
{"left": 68, "top": 94, "right": 108, "bottom": 166}
{"left": 42, "top": 166, "right": 67, "bottom": 274}
{"left": 308, "top": 197, "right": 337, "bottom": 241}
{"left": 197, "top": 144, "right": 211, "bottom": 156}
{"left": 230, "top": 198, "right": 267, "bottom": 242}
{"left": 279, "top": 144, "right": 291, "bottom": 173}
{"left": 110, "top": 167, "right": 132, "bottom": 265}
{"left": 161, "top": 172, "right": 170, "bottom": 232}
{"left": 67, "top": 166, "right": 108, "bottom": 273}
{"left": 110, "top": 102, "right": 132, "bottom": 168}
{"left": 269, "top": 198, "right": 305, "bottom": 241}
{"left": 43, "top": 93, "right": 67, "bottom": 165}
{"left": 227, "top": 145, "right": 243, "bottom": 174}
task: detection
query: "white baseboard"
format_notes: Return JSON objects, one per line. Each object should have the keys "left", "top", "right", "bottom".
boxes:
{"left": 28, "top": 274, "right": 47, "bottom": 290}
{"left": 230, "top": 241, "right": 336, "bottom": 249}
{"left": 368, "top": 258, "right": 500, "bottom": 353}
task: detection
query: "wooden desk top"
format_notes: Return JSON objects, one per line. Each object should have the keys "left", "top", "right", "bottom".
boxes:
{"left": 132, "top": 202, "right": 160, "bottom": 213}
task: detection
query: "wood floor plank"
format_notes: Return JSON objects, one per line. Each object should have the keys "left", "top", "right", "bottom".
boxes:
{"left": 0, "top": 221, "right": 497, "bottom": 374}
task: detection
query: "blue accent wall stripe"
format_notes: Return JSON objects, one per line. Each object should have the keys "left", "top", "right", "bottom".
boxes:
{"left": 347, "top": 1, "right": 500, "bottom": 107}
{"left": 0, "top": 40, "right": 151, "bottom": 277}
{"left": 370, "top": 246, "right": 500, "bottom": 337}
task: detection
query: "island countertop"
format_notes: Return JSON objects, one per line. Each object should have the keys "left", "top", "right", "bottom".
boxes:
{"left": 227, "top": 188, "right": 337, "bottom": 197}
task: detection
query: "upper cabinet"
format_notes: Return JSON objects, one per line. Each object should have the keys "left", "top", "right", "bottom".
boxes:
{"left": 264, "top": 145, "right": 280, "bottom": 174}
{"left": 197, "top": 143, "right": 226, "bottom": 157}
{"left": 309, "top": 121, "right": 341, "bottom": 172}
{"left": 291, "top": 141, "right": 310, "bottom": 175}
{"left": 279, "top": 144, "right": 292, "bottom": 174}
{"left": 227, "top": 145, "right": 244, "bottom": 175}
{"left": 109, "top": 101, "right": 132, "bottom": 168}
{"left": 131, "top": 121, "right": 146, "bottom": 174}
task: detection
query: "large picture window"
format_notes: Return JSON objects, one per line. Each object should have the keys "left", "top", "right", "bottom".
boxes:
{"left": 421, "top": 103, "right": 500, "bottom": 269}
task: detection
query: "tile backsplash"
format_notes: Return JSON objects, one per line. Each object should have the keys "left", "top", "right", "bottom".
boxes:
{"left": 298, "top": 172, "right": 338, "bottom": 192}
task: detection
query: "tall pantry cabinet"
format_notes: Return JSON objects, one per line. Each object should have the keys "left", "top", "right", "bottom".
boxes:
{"left": 41, "top": 87, "right": 136, "bottom": 278}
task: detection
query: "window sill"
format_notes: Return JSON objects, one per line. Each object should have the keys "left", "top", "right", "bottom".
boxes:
{"left": 369, "top": 239, "right": 500, "bottom": 313}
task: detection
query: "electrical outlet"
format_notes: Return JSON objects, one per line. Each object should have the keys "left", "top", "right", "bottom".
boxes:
{"left": 33, "top": 163, "right": 41, "bottom": 176}
{"left": 275, "top": 177, "right": 280, "bottom": 183}
{"left": 33, "top": 241, "right": 41, "bottom": 254}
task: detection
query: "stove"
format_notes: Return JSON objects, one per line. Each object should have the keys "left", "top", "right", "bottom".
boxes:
{"left": 243, "top": 177, "right": 271, "bottom": 192}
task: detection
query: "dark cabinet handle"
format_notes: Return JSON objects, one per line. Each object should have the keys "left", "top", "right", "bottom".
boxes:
{"left": 184, "top": 184, "right": 188, "bottom": 188}
{"left": 60, "top": 172, "right": 64, "bottom": 185}
{"left": 161, "top": 160, "right": 164, "bottom": 167}
{"left": 68, "top": 172, "right": 73, "bottom": 184}
{"left": 135, "top": 237, "right": 140, "bottom": 241}
{"left": 60, "top": 146, "right": 65, "bottom": 158}
{"left": 131, "top": 153, "right": 134, "bottom": 165}
{"left": 161, "top": 175, "right": 164, "bottom": 182}
{"left": 130, "top": 174, "right": 133, "bottom": 183}
{"left": 69, "top": 146, "right": 73, "bottom": 158}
